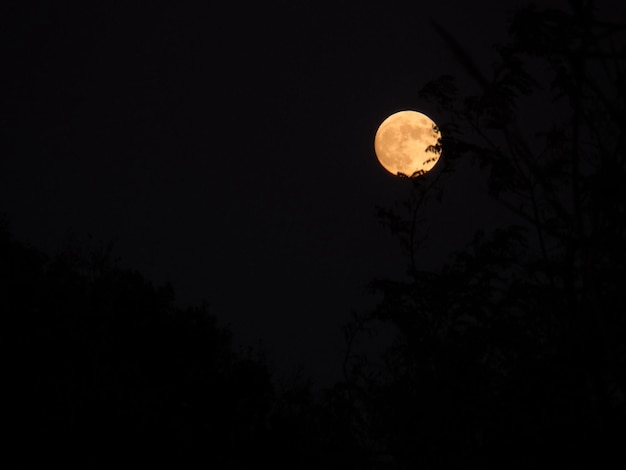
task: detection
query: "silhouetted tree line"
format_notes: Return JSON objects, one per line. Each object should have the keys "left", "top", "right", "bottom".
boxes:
{"left": 2, "top": 219, "right": 369, "bottom": 469}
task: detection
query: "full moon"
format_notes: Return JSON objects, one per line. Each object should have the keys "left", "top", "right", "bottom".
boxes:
{"left": 374, "top": 110, "right": 442, "bottom": 177}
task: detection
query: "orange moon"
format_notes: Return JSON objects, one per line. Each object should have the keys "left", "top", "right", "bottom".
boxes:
{"left": 374, "top": 110, "right": 442, "bottom": 177}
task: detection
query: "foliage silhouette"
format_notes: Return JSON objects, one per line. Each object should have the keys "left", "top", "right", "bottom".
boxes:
{"left": 341, "top": 2, "right": 626, "bottom": 468}
{"left": 3, "top": 221, "right": 282, "bottom": 468}
{"left": 3, "top": 219, "right": 380, "bottom": 469}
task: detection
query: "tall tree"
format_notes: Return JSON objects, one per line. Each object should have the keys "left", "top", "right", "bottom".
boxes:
{"left": 344, "top": 2, "right": 626, "bottom": 468}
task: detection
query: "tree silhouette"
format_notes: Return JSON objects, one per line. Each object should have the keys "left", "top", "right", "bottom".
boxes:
{"left": 342, "top": 2, "right": 626, "bottom": 468}
{"left": 3, "top": 220, "right": 279, "bottom": 468}
{"left": 3, "top": 218, "right": 378, "bottom": 469}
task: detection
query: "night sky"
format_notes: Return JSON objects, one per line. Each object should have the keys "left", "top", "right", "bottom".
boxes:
{"left": 2, "top": 0, "right": 585, "bottom": 387}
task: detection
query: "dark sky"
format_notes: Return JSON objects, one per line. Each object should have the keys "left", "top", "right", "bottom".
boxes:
{"left": 2, "top": 0, "right": 577, "bottom": 387}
